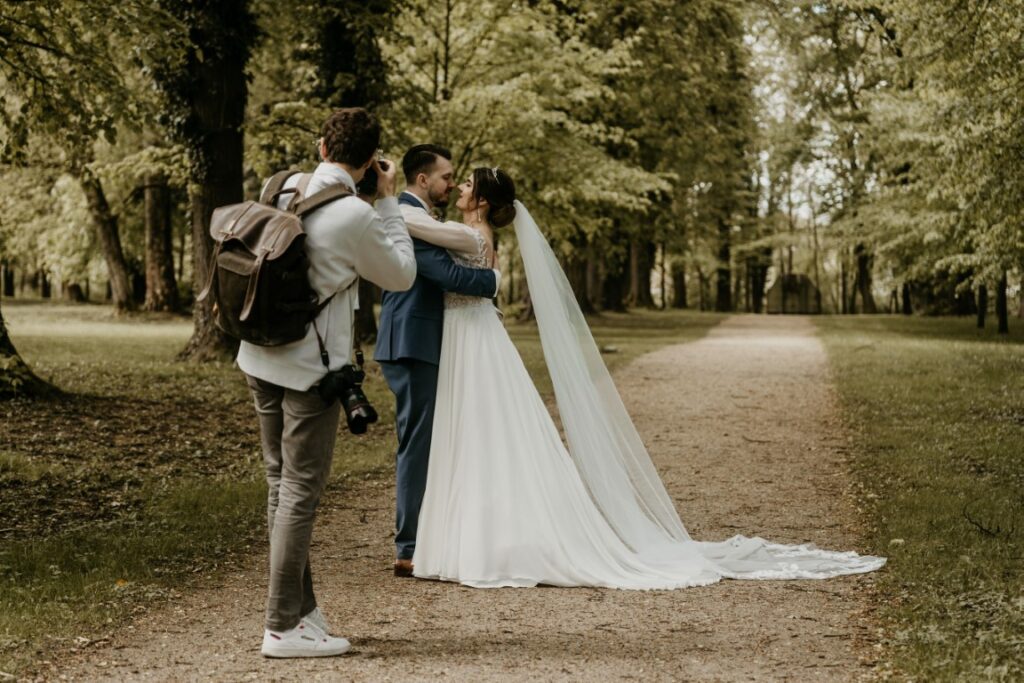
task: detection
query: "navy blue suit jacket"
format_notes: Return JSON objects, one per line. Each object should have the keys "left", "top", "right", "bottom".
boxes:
{"left": 374, "top": 193, "right": 497, "bottom": 365}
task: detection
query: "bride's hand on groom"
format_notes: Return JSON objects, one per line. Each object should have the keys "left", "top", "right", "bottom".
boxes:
{"left": 374, "top": 156, "right": 397, "bottom": 199}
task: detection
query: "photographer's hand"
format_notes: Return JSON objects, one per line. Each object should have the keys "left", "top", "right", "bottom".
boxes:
{"left": 375, "top": 157, "right": 397, "bottom": 199}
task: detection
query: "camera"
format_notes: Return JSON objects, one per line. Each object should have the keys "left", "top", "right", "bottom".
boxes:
{"left": 356, "top": 166, "right": 378, "bottom": 197}
{"left": 356, "top": 157, "right": 391, "bottom": 198}
{"left": 317, "top": 349, "right": 379, "bottom": 434}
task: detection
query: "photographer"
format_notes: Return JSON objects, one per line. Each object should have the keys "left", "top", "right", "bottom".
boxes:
{"left": 236, "top": 108, "right": 415, "bottom": 658}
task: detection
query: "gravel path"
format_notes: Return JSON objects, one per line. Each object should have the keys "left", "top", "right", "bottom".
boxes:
{"left": 51, "top": 315, "right": 881, "bottom": 682}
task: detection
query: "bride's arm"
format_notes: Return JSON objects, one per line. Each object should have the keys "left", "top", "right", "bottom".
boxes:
{"left": 401, "top": 210, "right": 480, "bottom": 254}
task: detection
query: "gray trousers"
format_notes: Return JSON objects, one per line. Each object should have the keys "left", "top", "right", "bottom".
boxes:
{"left": 245, "top": 373, "right": 341, "bottom": 632}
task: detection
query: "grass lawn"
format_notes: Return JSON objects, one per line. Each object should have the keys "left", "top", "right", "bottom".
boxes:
{"left": 0, "top": 299, "right": 723, "bottom": 676}
{"left": 817, "top": 315, "right": 1024, "bottom": 681}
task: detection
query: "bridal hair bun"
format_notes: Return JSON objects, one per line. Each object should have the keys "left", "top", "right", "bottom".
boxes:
{"left": 489, "top": 202, "right": 517, "bottom": 228}
{"left": 472, "top": 166, "right": 517, "bottom": 228}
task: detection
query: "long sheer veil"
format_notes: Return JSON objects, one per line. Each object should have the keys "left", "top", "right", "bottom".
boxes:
{"left": 512, "top": 200, "right": 885, "bottom": 578}
{"left": 513, "top": 201, "right": 691, "bottom": 550}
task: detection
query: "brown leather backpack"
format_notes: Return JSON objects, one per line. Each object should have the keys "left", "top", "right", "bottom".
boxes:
{"left": 197, "top": 171, "right": 353, "bottom": 346}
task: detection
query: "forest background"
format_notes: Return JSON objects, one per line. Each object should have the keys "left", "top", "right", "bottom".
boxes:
{"left": 3, "top": 0, "right": 1023, "bottom": 383}
{"left": 1, "top": 1, "right": 1023, "bottom": 679}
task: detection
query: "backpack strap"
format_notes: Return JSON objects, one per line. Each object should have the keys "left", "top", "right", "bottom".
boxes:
{"left": 195, "top": 242, "right": 223, "bottom": 304}
{"left": 261, "top": 170, "right": 301, "bottom": 206}
{"left": 293, "top": 183, "right": 354, "bottom": 217}
{"left": 286, "top": 174, "right": 314, "bottom": 212}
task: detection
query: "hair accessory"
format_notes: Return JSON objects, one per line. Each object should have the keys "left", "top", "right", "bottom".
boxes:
{"left": 491, "top": 166, "right": 500, "bottom": 181}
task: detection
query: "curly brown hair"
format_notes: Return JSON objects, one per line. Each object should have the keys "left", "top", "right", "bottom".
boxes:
{"left": 320, "top": 108, "right": 380, "bottom": 167}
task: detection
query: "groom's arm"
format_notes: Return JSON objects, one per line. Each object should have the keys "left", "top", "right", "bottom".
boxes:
{"left": 415, "top": 240, "right": 499, "bottom": 298}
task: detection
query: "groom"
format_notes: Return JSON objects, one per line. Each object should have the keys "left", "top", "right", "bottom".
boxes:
{"left": 375, "top": 144, "right": 500, "bottom": 576}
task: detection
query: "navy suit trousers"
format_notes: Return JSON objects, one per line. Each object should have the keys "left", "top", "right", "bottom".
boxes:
{"left": 380, "top": 359, "right": 439, "bottom": 560}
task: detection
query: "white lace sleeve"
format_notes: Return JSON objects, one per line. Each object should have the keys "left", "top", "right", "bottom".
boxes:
{"left": 447, "top": 229, "right": 492, "bottom": 269}
{"left": 402, "top": 211, "right": 481, "bottom": 255}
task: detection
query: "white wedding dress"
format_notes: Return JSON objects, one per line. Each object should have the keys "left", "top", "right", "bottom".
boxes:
{"left": 410, "top": 202, "right": 884, "bottom": 588}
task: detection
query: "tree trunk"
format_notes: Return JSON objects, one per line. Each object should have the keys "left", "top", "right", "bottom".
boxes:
{"left": 0, "top": 298, "right": 59, "bottom": 399}
{"left": 173, "top": 0, "right": 252, "bottom": 361}
{"left": 996, "top": 273, "right": 1009, "bottom": 334}
{"left": 178, "top": 216, "right": 187, "bottom": 286}
{"left": 519, "top": 288, "right": 534, "bottom": 322}
{"left": 697, "top": 266, "right": 708, "bottom": 311}
{"left": 506, "top": 250, "right": 516, "bottom": 304}
{"left": 602, "top": 260, "right": 628, "bottom": 312}
{"left": 715, "top": 218, "right": 732, "bottom": 312}
{"left": 586, "top": 252, "right": 601, "bottom": 312}
{"left": 745, "top": 265, "right": 752, "bottom": 313}
{"left": 1018, "top": 275, "right": 1024, "bottom": 319}
{"left": 902, "top": 281, "right": 913, "bottom": 315}
{"left": 810, "top": 198, "right": 822, "bottom": 314}
{"left": 628, "top": 241, "right": 656, "bottom": 308}
{"left": 977, "top": 284, "right": 988, "bottom": 329}
{"left": 355, "top": 279, "right": 379, "bottom": 344}
{"left": 40, "top": 272, "right": 51, "bottom": 299}
{"left": 180, "top": 184, "right": 241, "bottom": 361}
{"left": 749, "top": 254, "right": 768, "bottom": 314}
{"left": 79, "top": 168, "right": 134, "bottom": 312}
{"left": 144, "top": 173, "right": 180, "bottom": 312}
{"left": 131, "top": 262, "right": 146, "bottom": 306}
{"left": 854, "top": 243, "right": 877, "bottom": 313}
{"left": 658, "top": 243, "right": 666, "bottom": 309}
{"left": 66, "top": 283, "right": 86, "bottom": 303}
{"left": 848, "top": 257, "right": 859, "bottom": 312}
{"left": 565, "top": 253, "right": 597, "bottom": 315}
{"left": 671, "top": 261, "right": 687, "bottom": 309}
{"left": 1, "top": 261, "right": 13, "bottom": 297}
{"left": 839, "top": 254, "right": 848, "bottom": 314}
{"left": 734, "top": 265, "right": 744, "bottom": 313}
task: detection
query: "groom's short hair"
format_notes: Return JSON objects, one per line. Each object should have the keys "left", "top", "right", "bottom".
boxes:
{"left": 321, "top": 108, "right": 380, "bottom": 167}
{"left": 402, "top": 144, "right": 452, "bottom": 184}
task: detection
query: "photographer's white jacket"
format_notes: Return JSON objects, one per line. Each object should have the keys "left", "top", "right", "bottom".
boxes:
{"left": 236, "top": 163, "right": 416, "bottom": 391}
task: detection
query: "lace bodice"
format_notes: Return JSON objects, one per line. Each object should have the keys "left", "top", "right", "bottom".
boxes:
{"left": 445, "top": 230, "right": 494, "bottom": 310}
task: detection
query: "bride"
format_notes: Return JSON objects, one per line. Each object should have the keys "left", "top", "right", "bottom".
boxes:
{"left": 401, "top": 167, "right": 884, "bottom": 588}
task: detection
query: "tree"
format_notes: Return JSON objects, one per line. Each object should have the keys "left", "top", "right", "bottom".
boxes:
{"left": 303, "top": 0, "right": 395, "bottom": 343}
{"left": 0, "top": 2, "right": 165, "bottom": 313}
{"left": 0, "top": 1, "right": 169, "bottom": 395}
{"left": 887, "top": 0, "right": 1024, "bottom": 329}
{"left": 0, "top": 172, "right": 58, "bottom": 397}
{"left": 383, "top": 0, "right": 667, "bottom": 314}
{"left": 0, "top": 298, "right": 60, "bottom": 399}
{"left": 142, "top": 170, "right": 179, "bottom": 312}
{"left": 575, "top": 0, "right": 757, "bottom": 312}
{"left": 755, "top": 1, "right": 1023, "bottom": 321}
{"left": 154, "top": 0, "right": 258, "bottom": 360}
{"left": 245, "top": 1, "right": 399, "bottom": 341}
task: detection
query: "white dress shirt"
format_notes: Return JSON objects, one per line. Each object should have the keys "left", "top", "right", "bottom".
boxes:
{"left": 237, "top": 164, "right": 416, "bottom": 390}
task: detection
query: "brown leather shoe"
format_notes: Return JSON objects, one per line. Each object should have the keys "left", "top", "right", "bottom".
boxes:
{"left": 393, "top": 559, "right": 414, "bottom": 578}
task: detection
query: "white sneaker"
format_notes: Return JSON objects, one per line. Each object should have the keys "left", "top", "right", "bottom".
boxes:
{"left": 302, "top": 606, "right": 330, "bottom": 634}
{"left": 261, "top": 621, "right": 350, "bottom": 658}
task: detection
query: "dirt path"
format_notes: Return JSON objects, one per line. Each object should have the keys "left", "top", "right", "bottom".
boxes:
{"left": 51, "top": 315, "right": 881, "bottom": 682}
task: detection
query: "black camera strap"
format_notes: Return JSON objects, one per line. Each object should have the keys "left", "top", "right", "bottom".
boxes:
{"left": 312, "top": 276, "right": 362, "bottom": 370}
{"left": 313, "top": 318, "right": 332, "bottom": 369}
